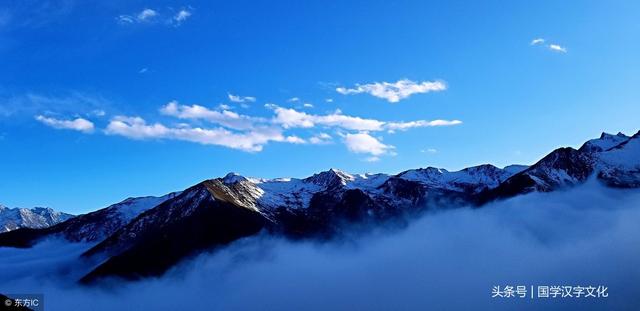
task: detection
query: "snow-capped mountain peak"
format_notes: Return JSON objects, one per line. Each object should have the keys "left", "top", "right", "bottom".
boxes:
{"left": 221, "top": 172, "right": 249, "bottom": 184}
{"left": 303, "top": 168, "right": 355, "bottom": 188}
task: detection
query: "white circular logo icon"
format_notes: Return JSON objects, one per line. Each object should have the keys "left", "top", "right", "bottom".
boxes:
{"left": 4, "top": 299, "right": 12, "bottom": 307}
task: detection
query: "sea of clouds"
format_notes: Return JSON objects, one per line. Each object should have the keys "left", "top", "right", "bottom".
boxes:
{"left": 1, "top": 180, "right": 639, "bottom": 310}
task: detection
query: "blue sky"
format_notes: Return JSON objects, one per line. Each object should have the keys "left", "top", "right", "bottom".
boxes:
{"left": 1, "top": 0, "right": 639, "bottom": 214}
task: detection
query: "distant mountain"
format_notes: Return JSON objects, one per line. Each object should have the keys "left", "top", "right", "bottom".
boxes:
{"left": 1, "top": 130, "right": 639, "bottom": 284}
{"left": 0, "top": 205, "right": 73, "bottom": 232}
{"left": 0, "top": 193, "right": 179, "bottom": 247}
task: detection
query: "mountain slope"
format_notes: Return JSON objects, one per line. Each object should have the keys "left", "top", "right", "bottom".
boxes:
{"left": 80, "top": 181, "right": 268, "bottom": 283}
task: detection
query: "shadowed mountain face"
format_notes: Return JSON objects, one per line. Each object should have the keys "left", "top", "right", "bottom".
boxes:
{"left": 1, "top": 131, "right": 639, "bottom": 284}
{"left": 79, "top": 182, "right": 267, "bottom": 283}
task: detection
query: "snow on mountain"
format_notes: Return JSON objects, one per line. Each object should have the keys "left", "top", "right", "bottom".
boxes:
{"left": 478, "top": 131, "right": 640, "bottom": 203}
{"left": 0, "top": 205, "right": 74, "bottom": 233}
{"left": 218, "top": 169, "right": 392, "bottom": 212}
{"left": 579, "top": 132, "right": 630, "bottom": 153}
{"left": 595, "top": 131, "right": 640, "bottom": 187}
{"left": 597, "top": 131, "right": 640, "bottom": 167}
{"left": 396, "top": 164, "right": 522, "bottom": 193}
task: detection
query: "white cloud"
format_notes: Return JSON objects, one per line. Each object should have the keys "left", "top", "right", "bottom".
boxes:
{"left": 284, "top": 136, "right": 306, "bottom": 144}
{"left": 325, "top": 98, "right": 334, "bottom": 103}
{"left": 32, "top": 96, "right": 461, "bottom": 156}
{"left": 386, "top": 119, "right": 462, "bottom": 132}
{"left": 228, "top": 93, "right": 256, "bottom": 103}
{"left": 287, "top": 97, "right": 300, "bottom": 102}
{"left": 530, "top": 38, "right": 545, "bottom": 45}
{"left": 35, "top": 115, "right": 94, "bottom": 133}
{"left": 271, "top": 106, "right": 385, "bottom": 131}
{"left": 548, "top": 44, "right": 567, "bottom": 53}
{"left": 117, "top": 8, "right": 192, "bottom": 27}
{"left": 137, "top": 9, "right": 158, "bottom": 21}
{"left": 160, "top": 101, "right": 261, "bottom": 130}
{"left": 343, "top": 132, "right": 394, "bottom": 156}
{"left": 173, "top": 9, "right": 192, "bottom": 25}
{"left": 116, "top": 15, "right": 135, "bottom": 24}
{"left": 138, "top": 68, "right": 148, "bottom": 74}
{"left": 309, "top": 133, "right": 332, "bottom": 144}
{"left": 421, "top": 148, "right": 438, "bottom": 154}
{"left": 531, "top": 38, "right": 568, "bottom": 53}
{"left": 269, "top": 106, "right": 461, "bottom": 133}
{"left": 105, "top": 116, "right": 296, "bottom": 152}
{"left": 303, "top": 103, "right": 314, "bottom": 108}
{"left": 336, "top": 79, "right": 446, "bottom": 103}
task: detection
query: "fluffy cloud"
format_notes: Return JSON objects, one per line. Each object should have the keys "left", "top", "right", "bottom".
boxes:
{"left": 228, "top": 93, "right": 256, "bottom": 103}
{"left": 271, "top": 106, "right": 385, "bottom": 131}
{"left": 336, "top": 79, "right": 446, "bottom": 103}
{"left": 138, "top": 9, "right": 158, "bottom": 21}
{"left": 35, "top": 115, "right": 94, "bottom": 133}
{"left": 270, "top": 106, "right": 461, "bottom": 133}
{"left": 160, "top": 101, "right": 261, "bottom": 130}
{"left": 343, "top": 132, "right": 394, "bottom": 156}
{"left": 105, "top": 116, "right": 300, "bottom": 152}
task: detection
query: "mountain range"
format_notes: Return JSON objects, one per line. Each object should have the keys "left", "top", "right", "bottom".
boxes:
{"left": 1, "top": 130, "right": 639, "bottom": 284}
{"left": 0, "top": 205, "right": 73, "bottom": 233}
